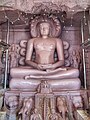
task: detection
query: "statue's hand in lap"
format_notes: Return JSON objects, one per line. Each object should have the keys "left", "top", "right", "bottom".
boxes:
{"left": 38, "top": 63, "right": 68, "bottom": 73}
{"left": 37, "top": 64, "right": 44, "bottom": 70}
{"left": 40, "top": 64, "right": 53, "bottom": 70}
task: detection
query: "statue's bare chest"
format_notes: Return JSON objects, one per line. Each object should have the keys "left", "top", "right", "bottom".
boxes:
{"left": 34, "top": 39, "right": 56, "bottom": 51}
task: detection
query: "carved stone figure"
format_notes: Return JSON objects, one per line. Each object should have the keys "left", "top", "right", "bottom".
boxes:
{"left": 37, "top": 80, "right": 52, "bottom": 93}
{"left": 72, "top": 96, "right": 83, "bottom": 109}
{"left": 19, "top": 98, "right": 33, "bottom": 120}
{"left": 70, "top": 49, "right": 81, "bottom": 69}
{"left": 9, "top": 44, "right": 20, "bottom": 68}
{"left": 57, "top": 96, "right": 68, "bottom": 120}
{"left": 5, "top": 96, "right": 19, "bottom": 113}
{"left": 0, "top": 48, "right": 4, "bottom": 86}
{"left": 30, "top": 108, "right": 42, "bottom": 120}
{"left": 0, "top": 48, "right": 3, "bottom": 66}
{"left": 9, "top": 17, "right": 80, "bottom": 91}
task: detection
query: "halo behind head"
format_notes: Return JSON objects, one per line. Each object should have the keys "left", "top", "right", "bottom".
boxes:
{"left": 30, "top": 15, "right": 61, "bottom": 38}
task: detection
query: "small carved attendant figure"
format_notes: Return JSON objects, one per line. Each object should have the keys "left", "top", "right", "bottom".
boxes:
{"left": 0, "top": 48, "right": 3, "bottom": 66}
{"left": 57, "top": 97, "right": 68, "bottom": 120}
{"left": 19, "top": 98, "right": 33, "bottom": 120}
{"left": 5, "top": 96, "right": 19, "bottom": 120}
{"left": 9, "top": 44, "right": 19, "bottom": 68}
{"left": 37, "top": 80, "right": 52, "bottom": 93}
{"left": 72, "top": 96, "right": 83, "bottom": 109}
{"left": 30, "top": 108, "right": 42, "bottom": 120}
{"left": 70, "top": 50, "right": 81, "bottom": 69}
{"left": 0, "top": 48, "right": 4, "bottom": 73}
{"left": 5, "top": 96, "right": 19, "bottom": 113}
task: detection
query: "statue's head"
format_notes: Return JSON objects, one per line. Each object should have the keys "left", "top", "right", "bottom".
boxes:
{"left": 30, "top": 16, "right": 61, "bottom": 38}
{"left": 39, "top": 22, "right": 50, "bottom": 36}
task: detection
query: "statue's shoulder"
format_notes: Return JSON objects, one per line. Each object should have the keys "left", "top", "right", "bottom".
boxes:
{"left": 28, "top": 38, "right": 36, "bottom": 43}
{"left": 55, "top": 38, "right": 62, "bottom": 43}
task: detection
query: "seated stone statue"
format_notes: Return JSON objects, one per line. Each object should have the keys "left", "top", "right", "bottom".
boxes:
{"left": 10, "top": 17, "right": 81, "bottom": 91}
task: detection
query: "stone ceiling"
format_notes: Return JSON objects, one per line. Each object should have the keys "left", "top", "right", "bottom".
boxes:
{"left": 0, "top": 0, "right": 89, "bottom": 27}
{"left": 0, "top": 0, "right": 90, "bottom": 14}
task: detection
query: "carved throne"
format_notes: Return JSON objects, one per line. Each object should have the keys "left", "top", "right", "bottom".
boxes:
{"left": 9, "top": 16, "right": 81, "bottom": 92}
{"left": 4, "top": 16, "right": 89, "bottom": 120}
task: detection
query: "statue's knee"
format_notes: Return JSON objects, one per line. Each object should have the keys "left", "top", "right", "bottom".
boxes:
{"left": 10, "top": 79, "right": 20, "bottom": 89}
{"left": 9, "top": 79, "right": 15, "bottom": 89}
{"left": 76, "top": 68, "right": 79, "bottom": 73}
{"left": 10, "top": 68, "right": 15, "bottom": 77}
{"left": 78, "top": 79, "right": 81, "bottom": 87}
{"left": 75, "top": 69, "right": 79, "bottom": 75}
{"left": 72, "top": 68, "right": 79, "bottom": 77}
{"left": 75, "top": 78, "right": 81, "bottom": 89}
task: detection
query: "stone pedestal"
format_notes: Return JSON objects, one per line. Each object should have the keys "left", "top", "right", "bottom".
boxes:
{"left": 4, "top": 82, "right": 89, "bottom": 120}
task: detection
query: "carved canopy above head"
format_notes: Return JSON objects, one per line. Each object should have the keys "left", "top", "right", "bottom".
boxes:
{"left": 30, "top": 15, "right": 61, "bottom": 38}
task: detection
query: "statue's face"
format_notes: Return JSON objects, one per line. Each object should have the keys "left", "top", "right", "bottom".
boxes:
{"left": 40, "top": 22, "right": 50, "bottom": 36}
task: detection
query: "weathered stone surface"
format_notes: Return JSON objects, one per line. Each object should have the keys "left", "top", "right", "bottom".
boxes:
{"left": 0, "top": 0, "right": 89, "bottom": 14}
{"left": 0, "top": 111, "right": 6, "bottom": 120}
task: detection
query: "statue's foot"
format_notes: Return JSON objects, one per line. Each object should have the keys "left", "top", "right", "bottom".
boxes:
{"left": 30, "top": 75, "right": 44, "bottom": 79}
{"left": 25, "top": 75, "right": 44, "bottom": 79}
{"left": 25, "top": 75, "right": 30, "bottom": 80}
{"left": 46, "top": 69, "right": 52, "bottom": 72}
{"left": 46, "top": 67, "right": 67, "bottom": 73}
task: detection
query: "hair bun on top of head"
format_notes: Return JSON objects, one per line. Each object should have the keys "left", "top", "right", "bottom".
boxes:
{"left": 30, "top": 15, "right": 61, "bottom": 38}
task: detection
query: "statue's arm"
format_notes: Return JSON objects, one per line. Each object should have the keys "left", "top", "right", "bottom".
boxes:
{"left": 25, "top": 39, "right": 38, "bottom": 69}
{"left": 52, "top": 39, "right": 64, "bottom": 69}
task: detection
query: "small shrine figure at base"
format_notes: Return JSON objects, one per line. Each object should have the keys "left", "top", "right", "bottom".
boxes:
{"left": 37, "top": 80, "right": 52, "bottom": 93}
{"left": 19, "top": 98, "right": 33, "bottom": 120}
